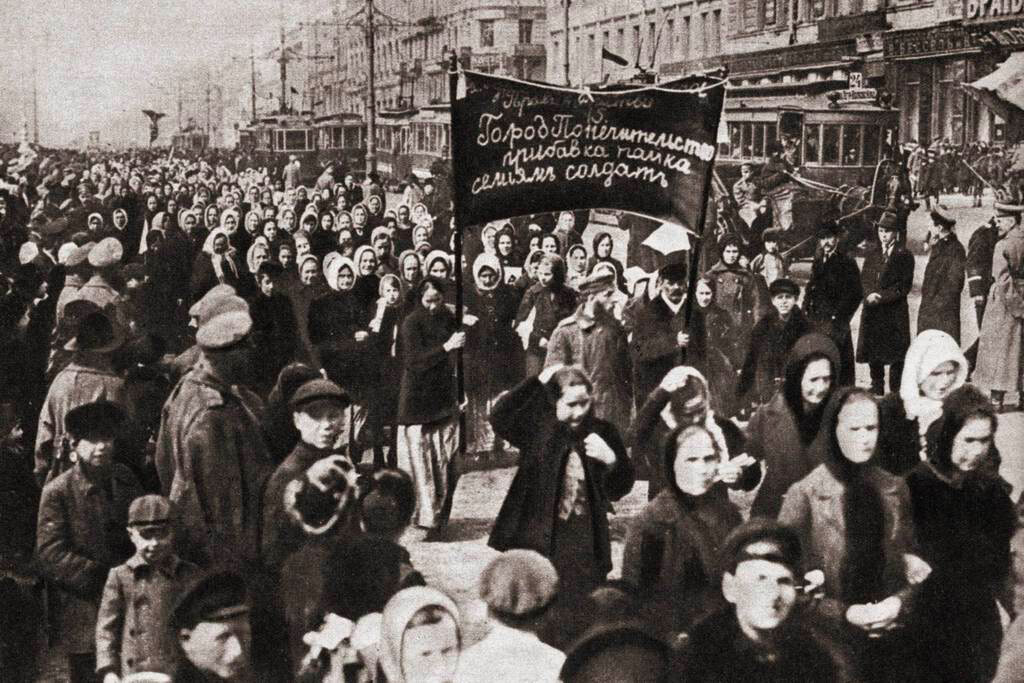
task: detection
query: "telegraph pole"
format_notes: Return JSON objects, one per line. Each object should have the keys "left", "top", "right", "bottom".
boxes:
{"left": 31, "top": 58, "right": 39, "bottom": 144}
{"left": 563, "top": 0, "right": 571, "bottom": 85}
{"left": 250, "top": 46, "right": 258, "bottom": 122}
{"left": 365, "top": 0, "right": 378, "bottom": 174}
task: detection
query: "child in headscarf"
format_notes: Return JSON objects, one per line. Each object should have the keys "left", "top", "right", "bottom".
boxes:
{"left": 374, "top": 587, "right": 461, "bottom": 683}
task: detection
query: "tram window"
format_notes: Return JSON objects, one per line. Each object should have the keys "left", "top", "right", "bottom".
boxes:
{"left": 842, "top": 125, "right": 862, "bottom": 166}
{"left": 752, "top": 124, "right": 764, "bottom": 159}
{"left": 822, "top": 125, "right": 840, "bottom": 164}
{"left": 765, "top": 123, "right": 777, "bottom": 150}
{"left": 804, "top": 124, "right": 820, "bottom": 163}
{"left": 285, "top": 130, "right": 306, "bottom": 150}
{"left": 729, "top": 123, "right": 741, "bottom": 159}
{"left": 863, "top": 126, "right": 880, "bottom": 165}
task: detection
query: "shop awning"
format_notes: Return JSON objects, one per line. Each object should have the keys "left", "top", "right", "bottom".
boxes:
{"left": 964, "top": 52, "right": 1024, "bottom": 120}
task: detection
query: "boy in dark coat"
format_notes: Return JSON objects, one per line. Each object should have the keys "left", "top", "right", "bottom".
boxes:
{"left": 856, "top": 210, "right": 915, "bottom": 395}
{"left": 489, "top": 365, "right": 634, "bottom": 599}
{"left": 804, "top": 221, "right": 862, "bottom": 387}
{"left": 737, "top": 277, "right": 811, "bottom": 406}
{"left": 36, "top": 401, "right": 142, "bottom": 683}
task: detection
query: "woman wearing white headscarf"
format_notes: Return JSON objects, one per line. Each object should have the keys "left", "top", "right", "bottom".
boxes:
{"left": 464, "top": 254, "right": 522, "bottom": 455}
{"left": 877, "top": 329, "right": 969, "bottom": 476}
{"left": 190, "top": 227, "right": 245, "bottom": 301}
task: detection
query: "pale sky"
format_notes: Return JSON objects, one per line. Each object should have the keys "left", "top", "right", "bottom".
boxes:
{"left": 0, "top": 0, "right": 308, "bottom": 147}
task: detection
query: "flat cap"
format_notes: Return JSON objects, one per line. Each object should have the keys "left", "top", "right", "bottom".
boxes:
{"left": 768, "top": 277, "right": 800, "bottom": 297}
{"left": 128, "top": 494, "right": 173, "bottom": 527}
{"left": 188, "top": 283, "right": 237, "bottom": 320}
{"left": 479, "top": 550, "right": 559, "bottom": 618}
{"left": 171, "top": 571, "right": 250, "bottom": 631}
{"left": 66, "top": 242, "right": 96, "bottom": 268}
{"left": 578, "top": 269, "right": 615, "bottom": 296}
{"left": 65, "top": 309, "right": 125, "bottom": 353}
{"left": 88, "top": 236, "right": 124, "bottom": 267}
{"left": 290, "top": 378, "right": 350, "bottom": 410}
{"left": 561, "top": 621, "right": 669, "bottom": 683}
{"left": 721, "top": 518, "right": 801, "bottom": 573}
{"left": 65, "top": 400, "right": 125, "bottom": 441}
{"left": 195, "top": 296, "right": 252, "bottom": 350}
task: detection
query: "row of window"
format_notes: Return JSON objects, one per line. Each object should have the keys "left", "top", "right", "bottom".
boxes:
{"left": 739, "top": 0, "right": 869, "bottom": 33}
{"left": 720, "top": 121, "right": 883, "bottom": 167}
{"left": 554, "top": 10, "right": 722, "bottom": 84}
{"left": 375, "top": 121, "right": 449, "bottom": 156}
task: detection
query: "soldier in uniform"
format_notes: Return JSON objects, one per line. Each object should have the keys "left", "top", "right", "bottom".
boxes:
{"left": 964, "top": 213, "right": 1008, "bottom": 372}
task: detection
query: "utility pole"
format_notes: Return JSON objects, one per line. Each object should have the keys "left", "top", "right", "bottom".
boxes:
{"left": 250, "top": 45, "right": 257, "bottom": 122}
{"left": 31, "top": 57, "right": 39, "bottom": 144}
{"left": 279, "top": 23, "right": 288, "bottom": 113}
{"left": 563, "top": 0, "right": 571, "bottom": 85}
{"left": 205, "top": 71, "right": 212, "bottom": 136}
{"left": 177, "top": 81, "right": 183, "bottom": 132}
{"left": 365, "top": 0, "right": 377, "bottom": 174}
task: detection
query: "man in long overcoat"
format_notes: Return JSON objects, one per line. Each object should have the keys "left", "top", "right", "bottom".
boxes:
{"left": 545, "top": 270, "right": 633, "bottom": 437}
{"left": 857, "top": 210, "right": 915, "bottom": 395}
{"left": 918, "top": 205, "right": 966, "bottom": 343}
{"left": 804, "top": 221, "right": 862, "bottom": 386}
{"left": 154, "top": 295, "right": 272, "bottom": 568}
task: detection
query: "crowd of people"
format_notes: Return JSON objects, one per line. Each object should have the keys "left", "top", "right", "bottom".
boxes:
{"left": 0, "top": 140, "right": 1024, "bottom": 682}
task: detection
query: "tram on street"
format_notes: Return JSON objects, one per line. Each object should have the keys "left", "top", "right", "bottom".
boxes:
{"left": 170, "top": 129, "right": 210, "bottom": 154}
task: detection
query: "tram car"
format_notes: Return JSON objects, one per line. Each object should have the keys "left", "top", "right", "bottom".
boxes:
{"left": 170, "top": 129, "right": 210, "bottom": 154}
{"left": 314, "top": 113, "right": 367, "bottom": 173}
{"left": 712, "top": 95, "right": 904, "bottom": 259}
{"left": 375, "top": 103, "right": 451, "bottom": 182}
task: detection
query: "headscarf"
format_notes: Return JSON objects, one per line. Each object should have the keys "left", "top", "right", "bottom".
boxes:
{"left": 111, "top": 208, "right": 128, "bottom": 231}
{"left": 378, "top": 587, "right": 461, "bottom": 683}
{"left": 398, "top": 250, "right": 422, "bottom": 285}
{"left": 219, "top": 208, "right": 240, "bottom": 233}
{"left": 298, "top": 253, "right": 321, "bottom": 286}
{"left": 926, "top": 384, "right": 998, "bottom": 484}
{"left": 203, "top": 227, "right": 238, "bottom": 281}
{"left": 899, "top": 330, "right": 969, "bottom": 433}
{"left": 656, "top": 366, "right": 731, "bottom": 460}
{"left": 782, "top": 332, "right": 841, "bottom": 445}
{"left": 472, "top": 253, "right": 502, "bottom": 291}
{"left": 246, "top": 236, "right": 271, "bottom": 274}
{"left": 379, "top": 273, "right": 402, "bottom": 298}
{"left": 480, "top": 224, "right": 498, "bottom": 256}
{"left": 354, "top": 244, "right": 379, "bottom": 277}
{"left": 566, "top": 243, "right": 588, "bottom": 273}
{"left": 202, "top": 227, "right": 230, "bottom": 256}
{"left": 140, "top": 211, "right": 166, "bottom": 254}
{"left": 425, "top": 250, "right": 452, "bottom": 278}
{"left": 325, "top": 255, "right": 357, "bottom": 292}
{"left": 87, "top": 212, "right": 104, "bottom": 230}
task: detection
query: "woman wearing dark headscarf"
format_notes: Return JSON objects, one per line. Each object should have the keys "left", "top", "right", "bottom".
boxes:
{"left": 780, "top": 386, "right": 923, "bottom": 683}
{"left": 352, "top": 244, "right": 381, "bottom": 312}
{"left": 704, "top": 233, "right": 769, "bottom": 359}
{"left": 622, "top": 420, "right": 742, "bottom": 641}
{"left": 905, "top": 385, "right": 1015, "bottom": 682}
{"left": 495, "top": 223, "right": 521, "bottom": 269}
{"left": 515, "top": 253, "right": 578, "bottom": 376}
{"left": 587, "top": 231, "right": 627, "bottom": 292}
{"left": 746, "top": 332, "right": 840, "bottom": 518}
{"left": 189, "top": 227, "right": 245, "bottom": 302}
{"left": 463, "top": 254, "right": 521, "bottom": 455}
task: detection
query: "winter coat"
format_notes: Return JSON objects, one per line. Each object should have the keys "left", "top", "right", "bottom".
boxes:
{"left": 488, "top": 377, "right": 635, "bottom": 575}
{"left": 34, "top": 361, "right": 127, "bottom": 486}
{"left": 189, "top": 250, "right": 246, "bottom": 303}
{"left": 154, "top": 358, "right": 273, "bottom": 567}
{"left": 627, "top": 295, "right": 706, "bottom": 409}
{"left": 621, "top": 485, "right": 741, "bottom": 639}
{"left": 966, "top": 222, "right": 999, "bottom": 300}
{"left": 737, "top": 307, "right": 812, "bottom": 402}
{"left": 516, "top": 283, "right": 578, "bottom": 356}
{"left": 703, "top": 261, "right": 769, "bottom": 347}
{"left": 974, "top": 227, "right": 1024, "bottom": 392}
{"left": 545, "top": 306, "right": 633, "bottom": 437}
{"left": 307, "top": 290, "right": 374, "bottom": 402}
{"left": 745, "top": 333, "right": 840, "bottom": 518}
{"left": 918, "top": 233, "right": 966, "bottom": 343}
{"left": 397, "top": 304, "right": 459, "bottom": 425}
{"left": 876, "top": 393, "right": 924, "bottom": 476}
{"left": 464, "top": 284, "right": 522, "bottom": 393}
{"left": 35, "top": 464, "right": 141, "bottom": 653}
{"left": 249, "top": 291, "right": 300, "bottom": 393}
{"left": 804, "top": 249, "right": 863, "bottom": 341}
{"left": 95, "top": 555, "right": 199, "bottom": 677}
{"left": 856, "top": 242, "right": 914, "bottom": 365}
{"left": 675, "top": 608, "right": 856, "bottom": 683}
{"left": 906, "top": 463, "right": 1016, "bottom": 682}
{"left": 779, "top": 463, "right": 918, "bottom": 614}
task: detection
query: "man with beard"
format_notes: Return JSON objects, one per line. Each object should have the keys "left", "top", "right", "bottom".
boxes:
{"left": 154, "top": 295, "right": 272, "bottom": 569}
{"left": 675, "top": 519, "right": 854, "bottom": 681}
{"left": 804, "top": 221, "right": 862, "bottom": 387}
{"left": 545, "top": 270, "right": 633, "bottom": 436}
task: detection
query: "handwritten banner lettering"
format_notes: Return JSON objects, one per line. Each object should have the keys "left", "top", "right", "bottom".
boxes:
{"left": 451, "top": 70, "right": 726, "bottom": 232}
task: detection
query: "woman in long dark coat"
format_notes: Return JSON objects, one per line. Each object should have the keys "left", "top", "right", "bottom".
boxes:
{"left": 856, "top": 213, "right": 915, "bottom": 396}
{"left": 515, "top": 254, "right": 578, "bottom": 376}
{"left": 463, "top": 254, "right": 521, "bottom": 455}
{"left": 396, "top": 277, "right": 464, "bottom": 531}
{"left": 489, "top": 366, "right": 634, "bottom": 599}
{"left": 906, "top": 385, "right": 1015, "bottom": 682}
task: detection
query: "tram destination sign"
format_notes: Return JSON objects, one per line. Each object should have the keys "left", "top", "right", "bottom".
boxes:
{"left": 451, "top": 70, "right": 726, "bottom": 231}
